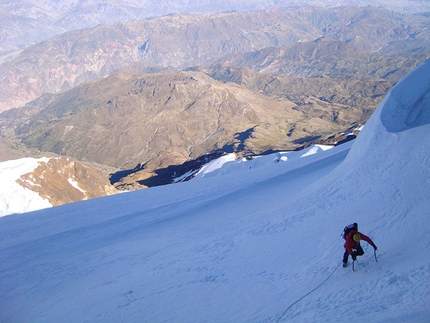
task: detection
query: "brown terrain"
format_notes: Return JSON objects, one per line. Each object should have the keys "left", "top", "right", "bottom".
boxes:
{"left": 16, "top": 157, "right": 117, "bottom": 206}
{"left": 2, "top": 1, "right": 428, "bottom": 64}
{"left": 1, "top": 6, "right": 429, "bottom": 112}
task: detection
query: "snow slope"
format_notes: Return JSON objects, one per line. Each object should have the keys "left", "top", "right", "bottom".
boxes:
{"left": 0, "top": 158, "right": 52, "bottom": 216}
{"left": 0, "top": 59, "right": 429, "bottom": 322}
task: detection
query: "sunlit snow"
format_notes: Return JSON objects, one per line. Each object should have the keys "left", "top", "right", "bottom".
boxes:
{"left": 0, "top": 158, "right": 51, "bottom": 216}
{"left": 68, "top": 178, "right": 87, "bottom": 195}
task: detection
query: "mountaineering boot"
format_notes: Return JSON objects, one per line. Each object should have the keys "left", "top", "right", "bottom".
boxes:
{"left": 342, "top": 261, "right": 348, "bottom": 268}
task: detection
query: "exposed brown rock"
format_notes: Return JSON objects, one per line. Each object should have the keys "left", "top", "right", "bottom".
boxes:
{"left": 16, "top": 157, "right": 117, "bottom": 206}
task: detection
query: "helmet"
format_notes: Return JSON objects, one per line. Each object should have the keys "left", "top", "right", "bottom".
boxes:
{"left": 346, "top": 222, "right": 358, "bottom": 230}
{"left": 352, "top": 233, "right": 361, "bottom": 242}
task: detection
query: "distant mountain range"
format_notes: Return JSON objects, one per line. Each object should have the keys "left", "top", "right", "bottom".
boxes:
{"left": 213, "top": 36, "right": 428, "bottom": 79}
{"left": 1, "top": 6, "right": 429, "bottom": 112}
{"left": 0, "top": 3, "right": 429, "bottom": 200}
{"left": 1, "top": 1, "right": 428, "bottom": 63}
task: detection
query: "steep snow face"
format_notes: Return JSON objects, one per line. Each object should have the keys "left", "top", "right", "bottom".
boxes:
{"left": 344, "top": 59, "right": 430, "bottom": 159}
{"left": 380, "top": 59, "right": 430, "bottom": 132}
{"left": 294, "top": 58, "right": 430, "bottom": 322}
{"left": 0, "top": 60, "right": 429, "bottom": 323}
{"left": 330, "top": 59, "right": 430, "bottom": 233}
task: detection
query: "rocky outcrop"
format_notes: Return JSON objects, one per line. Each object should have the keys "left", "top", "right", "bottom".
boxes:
{"left": 16, "top": 157, "right": 117, "bottom": 206}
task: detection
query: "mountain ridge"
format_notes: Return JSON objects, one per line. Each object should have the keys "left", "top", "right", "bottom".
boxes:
{"left": 213, "top": 36, "right": 429, "bottom": 79}
{"left": 2, "top": 1, "right": 427, "bottom": 63}
{"left": 2, "top": 70, "right": 302, "bottom": 169}
{"left": 1, "top": 5, "right": 429, "bottom": 112}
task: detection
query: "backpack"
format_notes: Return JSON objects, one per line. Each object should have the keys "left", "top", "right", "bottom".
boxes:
{"left": 341, "top": 222, "right": 358, "bottom": 239}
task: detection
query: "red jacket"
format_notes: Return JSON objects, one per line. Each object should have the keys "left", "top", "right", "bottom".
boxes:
{"left": 345, "top": 230, "right": 375, "bottom": 255}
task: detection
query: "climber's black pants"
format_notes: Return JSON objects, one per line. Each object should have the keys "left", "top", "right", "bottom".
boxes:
{"left": 343, "top": 245, "right": 364, "bottom": 263}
